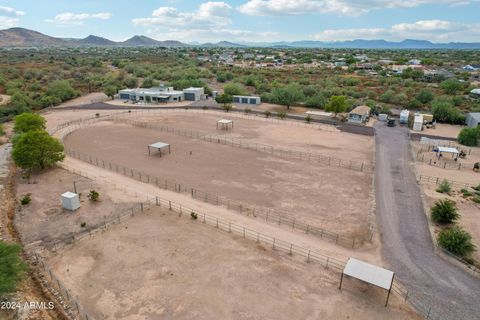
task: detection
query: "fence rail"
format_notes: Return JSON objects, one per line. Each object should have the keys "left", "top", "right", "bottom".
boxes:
{"left": 110, "top": 116, "right": 373, "bottom": 173}
{"left": 63, "top": 147, "right": 361, "bottom": 248}
{"left": 413, "top": 145, "right": 478, "bottom": 172}
{"left": 418, "top": 175, "right": 477, "bottom": 190}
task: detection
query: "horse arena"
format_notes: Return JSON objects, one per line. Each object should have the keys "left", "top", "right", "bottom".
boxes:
{"left": 20, "top": 108, "right": 420, "bottom": 319}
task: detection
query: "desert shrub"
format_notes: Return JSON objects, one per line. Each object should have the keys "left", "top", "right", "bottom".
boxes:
{"left": 305, "top": 114, "right": 312, "bottom": 123}
{"left": 430, "top": 199, "right": 459, "bottom": 224}
{"left": 190, "top": 212, "right": 198, "bottom": 220}
{"left": 264, "top": 110, "right": 271, "bottom": 118}
{"left": 20, "top": 194, "right": 31, "bottom": 205}
{"left": 87, "top": 189, "right": 99, "bottom": 201}
{"left": 472, "top": 196, "right": 480, "bottom": 204}
{"left": 0, "top": 124, "right": 4, "bottom": 136}
{"left": 416, "top": 89, "right": 434, "bottom": 104}
{"left": 436, "top": 179, "right": 452, "bottom": 194}
{"left": 438, "top": 227, "right": 476, "bottom": 257}
{"left": 80, "top": 222, "right": 86, "bottom": 228}
{"left": 460, "top": 188, "right": 473, "bottom": 197}
{"left": 222, "top": 104, "right": 232, "bottom": 112}
{"left": 277, "top": 111, "right": 287, "bottom": 119}
{"left": 457, "top": 127, "right": 480, "bottom": 147}
{"left": 244, "top": 108, "right": 251, "bottom": 114}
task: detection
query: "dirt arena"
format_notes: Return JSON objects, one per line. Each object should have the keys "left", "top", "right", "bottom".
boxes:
{"left": 62, "top": 115, "right": 373, "bottom": 239}
{"left": 48, "top": 207, "right": 419, "bottom": 320}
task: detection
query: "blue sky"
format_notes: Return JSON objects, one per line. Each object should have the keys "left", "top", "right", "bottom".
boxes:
{"left": 1, "top": 0, "right": 479, "bottom": 42}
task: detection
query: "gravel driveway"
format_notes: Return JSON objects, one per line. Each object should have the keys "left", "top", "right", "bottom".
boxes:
{"left": 374, "top": 122, "right": 480, "bottom": 320}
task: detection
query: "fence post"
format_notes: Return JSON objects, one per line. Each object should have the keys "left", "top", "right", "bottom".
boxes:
{"left": 307, "top": 250, "right": 310, "bottom": 262}
{"left": 272, "top": 238, "right": 275, "bottom": 249}
{"left": 169, "top": 201, "right": 172, "bottom": 210}
{"left": 156, "top": 196, "right": 159, "bottom": 206}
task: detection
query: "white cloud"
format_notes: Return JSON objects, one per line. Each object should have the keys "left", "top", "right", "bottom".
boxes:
{"left": 133, "top": 2, "right": 277, "bottom": 42}
{"left": 133, "top": 2, "right": 232, "bottom": 28}
{"left": 311, "top": 20, "right": 480, "bottom": 42}
{"left": 0, "top": 6, "right": 25, "bottom": 16}
{"left": 238, "top": 0, "right": 478, "bottom": 16}
{"left": 0, "top": 6, "right": 24, "bottom": 29}
{"left": 45, "top": 12, "right": 112, "bottom": 25}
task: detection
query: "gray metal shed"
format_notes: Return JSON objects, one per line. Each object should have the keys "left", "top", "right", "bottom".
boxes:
{"left": 466, "top": 113, "right": 480, "bottom": 128}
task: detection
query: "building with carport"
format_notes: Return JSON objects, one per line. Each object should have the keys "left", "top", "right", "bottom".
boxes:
{"left": 119, "top": 86, "right": 184, "bottom": 103}
{"left": 233, "top": 95, "right": 261, "bottom": 105}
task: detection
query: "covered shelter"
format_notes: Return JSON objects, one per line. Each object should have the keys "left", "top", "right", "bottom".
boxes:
{"left": 339, "top": 258, "right": 394, "bottom": 307}
{"left": 434, "top": 146, "right": 460, "bottom": 160}
{"left": 348, "top": 105, "right": 370, "bottom": 124}
{"left": 148, "top": 142, "right": 171, "bottom": 157}
{"left": 216, "top": 119, "right": 234, "bottom": 130}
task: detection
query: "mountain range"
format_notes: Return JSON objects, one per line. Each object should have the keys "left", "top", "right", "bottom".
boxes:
{"left": 1, "top": 27, "right": 480, "bottom": 49}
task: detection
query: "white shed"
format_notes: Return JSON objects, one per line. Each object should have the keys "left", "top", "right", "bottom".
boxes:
{"left": 61, "top": 192, "right": 80, "bottom": 211}
{"left": 400, "top": 110, "right": 410, "bottom": 124}
{"left": 413, "top": 114, "right": 423, "bottom": 131}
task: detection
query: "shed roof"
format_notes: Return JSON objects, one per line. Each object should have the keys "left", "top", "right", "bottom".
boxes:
{"left": 149, "top": 142, "right": 170, "bottom": 149}
{"left": 343, "top": 258, "right": 394, "bottom": 290}
{"left": 468, "top": 112, "right": 480, "bottom": 120}
{"left": 436, "top": 146, "right": 459, "bottom": 154}
{"left": 349, "top": 105, "right": 371, "bottom": 115}
{"left": 470, "top": 88, "right": 480, "bottom": 95}
{"left": 217, "top": 119, "right": 233, "bottom": 124}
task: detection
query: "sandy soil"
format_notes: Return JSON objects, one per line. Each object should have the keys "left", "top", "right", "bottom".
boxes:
{"left": 116, "top": 111, "right": 373, "bottom": 163}
{"left": 54, "top": 92, "right": 109, "bottom": 108}
{"left": 0, "top": 94, "right": 11, "bottom": 106}
{"left": 48, "top": 207, "right": 419, "bottom": 320}
{"left": 63, "top": 122, "right": 372, "bottom": 239}
{"left": 411, "top": 123, "right": 465, "bottom": 139}
{"left": 15, "top": 168, "right": 135, "bottom": 249}
{"left": 422, "top": 186, "right": 480, "bottom": 262}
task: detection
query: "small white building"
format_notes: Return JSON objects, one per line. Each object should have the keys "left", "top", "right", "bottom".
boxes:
{"left": 400, "top": 110, "right": 410, "bottom": 124}
{"left": 61, "top": 192, "right": 80, "bottom": 211}
{"left": 466, "top": 112, "right": 480, "bottom": 128}
{"left": 348, "top": 105, "right": 370, "bottom": 124}
{"left": 413, "top": 114, "right": 423, "bottom": 131}
{"left": 183, "top": 87, "right": 205, "bottom": 101}
{"left": 470, "top": 88, "right": 480, "bottom": 99}
{"left": 119, "top": 86, "right": 184, "bottom": 103}
{"left": 233, "top": 95, "right": 261, "bottom": 105}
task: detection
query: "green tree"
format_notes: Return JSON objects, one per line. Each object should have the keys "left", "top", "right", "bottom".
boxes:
{"left": 0, "top": 241, "right": 28, "bottom": 295}
{"left": 305, "top": 93, "right": 326, "bottom": 109}
{"left": 431, "top": 199, "right": 459, "bottom": 224}
{"left": 457, "top": 127, "right": 480, "bottom": 147}
{"left": 431, "top": 101, "right": 465, "bottom": 124}
{"left": 0, "top": 124, "right": 4, "bottom": 136}
{"left": 223, "top": 83, "right": 246, "bottom": 96}
{"left": 325, "top": 95, "right": 348, "bottom": 117}
{"left": 440, "top": 79, "right": 462, "bottom": 95}
{"left": 14, "top": 113, "right": 46, "bottom": 134}
{"left": 215, "top": 94, "right": 233, "bottom": 107}
{"left": 438, "top": 227, "right": 476, "bottom": 257}
{"left": 416, "top": 89, "right": 434, "bottom": 104}
{"left": 46, "top": 80, "right": 78, "bottom": 102}
{"left": 12, "top": 131, "right": 65, "bottom": 171}
{"left": 271, "top": 84, "right": 305, "bottom": 110}
{"left": 104, "top": 86, "right": 117, "bottom": 100}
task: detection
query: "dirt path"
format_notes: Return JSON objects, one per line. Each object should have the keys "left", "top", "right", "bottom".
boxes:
{"left": 374, "top": 122, "right": 480, "bottom": 320}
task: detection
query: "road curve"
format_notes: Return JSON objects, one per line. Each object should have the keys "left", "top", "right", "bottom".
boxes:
{"left": 374, "top": 122, "right": 480, "bottom": 320}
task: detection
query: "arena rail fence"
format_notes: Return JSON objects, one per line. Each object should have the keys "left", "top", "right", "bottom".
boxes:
{"left": 39, "top": 189, "right": 454, "bottom": 320}
{"left": 110, "top": 116, "right": 374, "bottom": 173}
{"left": 62, "top": 147, "right": 362, "bottom": 248}
{"left": 418, "top": 175, "right": 477, "bottom": 190}
{"left": 412, "top": 146, "right": 478, "bottom": 172}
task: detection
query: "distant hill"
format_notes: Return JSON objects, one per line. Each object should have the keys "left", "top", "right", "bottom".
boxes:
{"left": 1, "top": 27, "right": 480, "bottom": 49}
{"left": 0, "top": 27, "right": 66, "bottom": 47}
{"left": 121, "top": 36, "right": 186, "bottom": 47}
{"left": 72, "top": 35, "right": 117, "bottom": 46}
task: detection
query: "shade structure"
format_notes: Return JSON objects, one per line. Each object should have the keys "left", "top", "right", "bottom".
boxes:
{"left": 339, "top": 258, "right": 394, "bottom": 307}
{"left": 217, "top": 119, "right": 234, "bottom": 130}
{"left": 435, "top": 146, "right": 459, "bottom": 154}
{"left": 148, "top": 142, "right": 171, "bottom": 157}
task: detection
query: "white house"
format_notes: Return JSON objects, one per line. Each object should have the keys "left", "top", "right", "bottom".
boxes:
{"left": 348, "top": 105, "right": 370, "bottom": 124}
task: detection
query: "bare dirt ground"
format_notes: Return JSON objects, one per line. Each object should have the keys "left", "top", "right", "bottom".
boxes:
{"left": 0, "top": 94, "right": 11, "bottom": 106}
{"left": 15, "top": 167, "right": 136, "bottom": 249}
{"left": 412, "top": 142, "right": 480, "bottom": 262}
{"left": 117, "top": 111, "right": 373, "bottom": 163}
{"left": 411, "top": 123, "right": 464, "bottom": 139}
{"left": 53, "top": 92, "right": 109, "bottom": 108}
{"left": 63, "top": 121, "right": 372, "bottom": 239}
{"left": 47, "top": 207, "right": 419, "bottom": 320}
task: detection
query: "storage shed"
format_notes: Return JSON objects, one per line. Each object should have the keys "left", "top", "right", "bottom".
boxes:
{"left": 183, "top": 87, "right": 204, "bottom": 101}
{"left": 348, "top": 105, "right": 370, "bottom": 124}
{"left": 399, "top": 110, "right": 409, "bottom": 124}
{"left": 61, "top": 192, "right": 80, "bottom": 211}
{"left": 233, "top": 95, "right": 261, "bottom": 105}
{"left": 466, "top": 113, "right": 480, "bottom": 128}
{"left": 413, "top": 114, "right": 423, "bottom": 131}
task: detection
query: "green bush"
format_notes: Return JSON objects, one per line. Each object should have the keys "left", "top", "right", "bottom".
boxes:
{"left": 431, "top": 101, "right": 465, "bottom": 124}
{"left": 436, "top": 179, "right": 452, "bottom": 194}
{"left": 13, "top": 113, "right": 46, "bottom": 133}
{"left": 20, "top": 194, "right": 31, "bottom": 205}
{"left": 457, "top": 127, "right": 480, "bottom": 147}
{"left": 0, "top": 124, "right": 4, "bottom": 136}
{"left": 190, "top": 211, "right": 198, "bottom": 220}
{"left": 0, "top": 241, "right": 28, "bottom": 295}
{"left": 244, "top": 108, "right": 251, "bottom": 114}
{"left": 277, "top": 111, "right": 287, "bottom": 119}
{"left": 305, "top": 114, "right": 312, "bottom": 123}
{"left": 430, "top": 199, "right": 459, "bottom": 224}
{"left": 264, "top": 110, "right": 271, "bottom": 118}
{"left": 80, "top": 222, "right": 86, "bottom": 228}
{"left": 460, "top": 188, "right": 473, "bottom": 197}
{"left": 438, "top": 227, "right": 476, "bottom": 257}
{"left": 87, "top": 189, "right": 99, "bottom": 201}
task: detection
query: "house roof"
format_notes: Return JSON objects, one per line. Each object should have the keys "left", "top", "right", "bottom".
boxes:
{"left": 470, "top": 88, "right": 480, "bottom": 95}
{"left": 349, "top": 105, "right": 371, "bottom": 115}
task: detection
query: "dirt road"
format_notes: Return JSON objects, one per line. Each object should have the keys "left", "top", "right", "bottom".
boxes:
{"left": 374, "top": 122, "right": 480, "bottom": 320}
